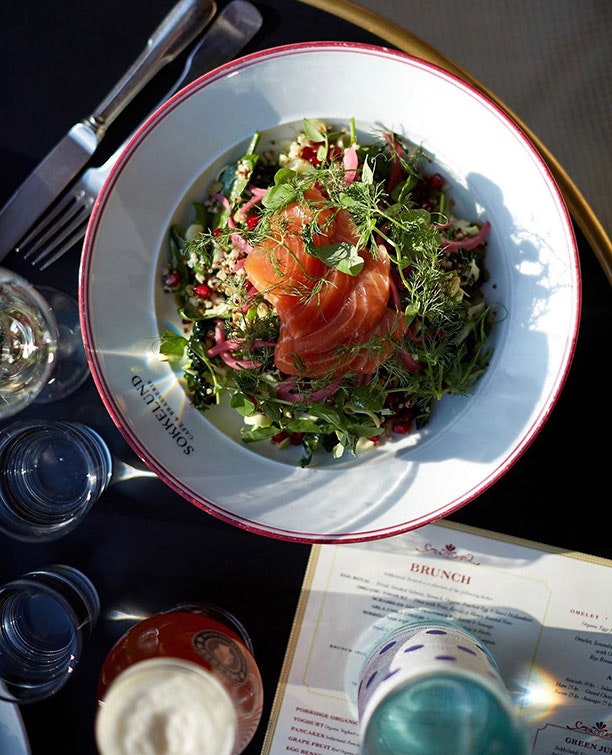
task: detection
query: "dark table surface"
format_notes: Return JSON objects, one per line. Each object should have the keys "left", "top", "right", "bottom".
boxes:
{"left": 1, "top": 1, "right": 611, "bottom": 753}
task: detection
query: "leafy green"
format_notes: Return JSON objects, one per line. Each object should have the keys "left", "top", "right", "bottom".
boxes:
{"left": 159, "top": 330, "right": 187, "bottom": 362}
{"left": 308, "top": 241, "right": 364, "bottom": 275}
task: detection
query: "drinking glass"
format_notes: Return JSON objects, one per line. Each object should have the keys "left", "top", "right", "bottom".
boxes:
{"left": 357, "top": 620, "right": 529, "bottom": 755}
{"left": 0, "top": 266, "right": 89, "bottom": 418}
{"left": 0, "top": 419, "right": 113, "bottom": 541}
{"left": 96, "top": 604, "right": 264, "bottom": 755}
{"left": 0, "top": 564, "right": 100, "bottom": 703}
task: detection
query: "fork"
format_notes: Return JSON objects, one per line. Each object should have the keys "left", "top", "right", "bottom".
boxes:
{"left": 18, "top": 0, "right": 262, "bottom": 272}
{"left": 18, "top": 152, "right": 119, "bottom": 270}
{"left": 19, "top": 140, "right": 162, "bottom": 273}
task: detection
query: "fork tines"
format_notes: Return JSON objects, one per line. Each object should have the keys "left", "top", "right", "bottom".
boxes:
{"left": 16, "top": 190, "right": 92, "bottom": 271}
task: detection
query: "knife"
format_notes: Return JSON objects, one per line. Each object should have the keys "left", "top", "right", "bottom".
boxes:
{"left": 0, "top": 0, "right": 217, "bottom": 257}
{"left": 8, "top": 0, "right": 264, "bottom": 272}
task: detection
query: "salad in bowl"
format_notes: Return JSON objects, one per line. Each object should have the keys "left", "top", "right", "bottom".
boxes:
{"left": 80, "top": 42, "right": 578, "bottom": 542}
{"left": 161, "top": 118, "right": 496, "bottom": 466}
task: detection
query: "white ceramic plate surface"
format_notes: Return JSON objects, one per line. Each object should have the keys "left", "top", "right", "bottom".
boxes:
{"left": 80, "top": 42, "right": 580, "bottom": 543}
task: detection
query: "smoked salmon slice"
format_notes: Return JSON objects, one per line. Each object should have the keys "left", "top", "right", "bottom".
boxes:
{"left": 244, "top": 186, "right": 406, "bottom": 378}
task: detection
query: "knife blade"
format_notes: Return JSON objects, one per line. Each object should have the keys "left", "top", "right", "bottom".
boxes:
{"left": 0, "top": 0, "right": 217, "bottom": 258}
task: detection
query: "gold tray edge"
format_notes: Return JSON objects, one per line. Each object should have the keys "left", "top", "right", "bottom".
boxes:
{"left": 297, "top": 0, "right": 612, "bottom": 286}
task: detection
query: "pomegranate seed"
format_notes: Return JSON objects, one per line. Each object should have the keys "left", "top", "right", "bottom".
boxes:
{"left": 300, "top": 145, "right": 321, "bottom": 165}
{"left": 392, "top": 421, "right": 412, "bottom": 435}
{"left": 429, "top": 173, "right": 444, "bottom": 190}
{"left": 163, "top": 271, "right": 181, "bottom": 290}
{"left": 194, "top": 284, "right": 212, "bottom": 298}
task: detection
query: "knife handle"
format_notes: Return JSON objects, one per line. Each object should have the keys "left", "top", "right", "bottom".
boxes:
{"left": 89, "top": 0, "right": 262, "bottom": 196}
{"left": 87, "top": 0, "right": 217, "bottom": 138}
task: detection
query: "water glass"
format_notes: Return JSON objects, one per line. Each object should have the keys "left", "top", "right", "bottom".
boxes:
{"left": 0, "top": 419, "right": 113, "bottom": 541}
{"left": 0, "top": 564, "right": 100, "bottom": 703}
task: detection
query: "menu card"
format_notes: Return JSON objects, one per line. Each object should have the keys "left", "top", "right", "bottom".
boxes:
{"left": 261, "top": 520, "right": 612, "bottom": 755}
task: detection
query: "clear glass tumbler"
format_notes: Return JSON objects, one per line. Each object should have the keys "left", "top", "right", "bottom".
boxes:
{"left": 0, "top": 419, "right": 113, "bottom": 541}
{"left": 0, "top": 564, "right": 100, "bottom": 703}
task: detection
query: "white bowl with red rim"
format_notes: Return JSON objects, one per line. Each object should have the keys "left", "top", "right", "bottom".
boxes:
{"left": 80, "top": 42, "right": 580, "bottom": 543}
